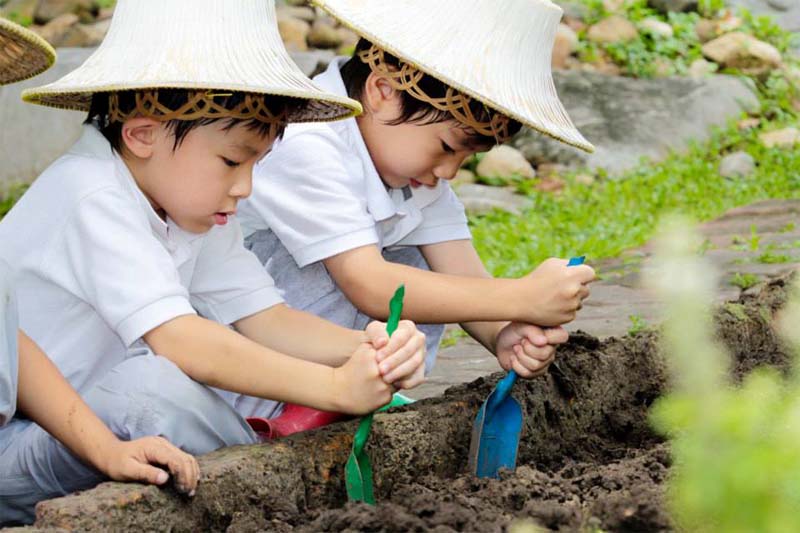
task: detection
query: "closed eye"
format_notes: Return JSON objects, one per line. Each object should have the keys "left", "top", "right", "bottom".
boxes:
{"left": 221, "top": 157, "right": 242, "bottom": 168}
{"left": 441, "top": 140, "right": 455, "bottom": 154}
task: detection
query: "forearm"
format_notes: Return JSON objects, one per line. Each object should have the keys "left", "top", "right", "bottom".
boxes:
{"left": 16, "top": 332, "right": 119, "bottom": 473}
{"left": 144, "top": 315, "right": 345, "bottom": 411}
{"left": 326, "top": 250, "right": 521, "bottom": 323}
{"left": 234, "top": 305, "right": 366, "bottom": 367}
{"left": 460, "top": 320, "right": 508, "bottom": 355}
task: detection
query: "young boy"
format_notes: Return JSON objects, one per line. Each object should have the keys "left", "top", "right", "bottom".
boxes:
{"left": 239, "top": 0, "right": 597, "bottom": 381}
{"left": 0, "top": 1, "right": 426, "bottom": 523}
{"left": 0, "top": 17, "right": 198, "bottom": 525}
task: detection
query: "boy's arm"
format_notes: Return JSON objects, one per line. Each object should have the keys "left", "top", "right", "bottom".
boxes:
{"left": 234, "top": 304, "right": 426, "bottom": 386}
{"left": 322, "top": 242, "right": 594, "bottom": 327}
{"left": 16, "top": 332, "right": 200, "bottom": 494}
{"left": 143, "top": 314, "right": 403, "bottom": 413}
{"left": 233, "top": 304, "right": 365, "bottom": 367}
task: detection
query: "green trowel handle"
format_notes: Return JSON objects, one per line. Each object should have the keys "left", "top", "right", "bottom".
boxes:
{"left": 346, "top": 285, "right": 408, "bottom": 504}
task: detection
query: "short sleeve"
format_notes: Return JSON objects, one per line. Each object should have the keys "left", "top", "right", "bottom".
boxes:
{"left": 41, "top": 187, "right": 197, "bottom": 347}
{"left": 0, "top": 260, "right": 18, "bottom": 427}
{"left": 190, "top": 218, "right": 284, "bottom": 325}
{"left": 242, "top": 129, "right": 380, "bottom": 267}
{"left": 397, "top": 182, "right": 472, "bottom": 246}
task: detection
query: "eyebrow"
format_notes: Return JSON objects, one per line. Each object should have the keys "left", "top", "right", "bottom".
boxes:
{"left": 228, "top": 142, "right": 260, "bottom": 157}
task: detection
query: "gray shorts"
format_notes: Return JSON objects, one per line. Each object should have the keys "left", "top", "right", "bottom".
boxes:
{"left": 0, "top": 350, "right": 258, "bottom": 525}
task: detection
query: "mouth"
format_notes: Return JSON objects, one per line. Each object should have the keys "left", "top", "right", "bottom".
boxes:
{"left": 409, "top": 178, "right": 437, "bottom": 188}
{"left": 213, "top": 211, "right": 236, "bottom": 226}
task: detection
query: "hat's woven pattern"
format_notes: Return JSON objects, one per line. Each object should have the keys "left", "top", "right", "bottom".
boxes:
{"left": 108, "top": 90, "right": 289, "bottom": 136}
{"left": 359, "top": 45, "right": 511, "bottom": 143}
{"left": 0, "top": 20, "right": 55, "bottom": 84}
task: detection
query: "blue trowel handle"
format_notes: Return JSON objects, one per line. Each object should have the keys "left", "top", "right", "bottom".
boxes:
{"left": 486, "top": 256, "right": 585, "bottom": 416}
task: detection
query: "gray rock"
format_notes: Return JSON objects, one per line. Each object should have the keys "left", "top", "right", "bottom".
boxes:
{"left": 453, "top": 184, "right": 530, "bottom": 215}
{"left": 728, "top": 0, "right": 800, "bottom": 32}
{"left": 719, "top": 151, "right": 756, "bottom": 178}
{"left": 288, "top": 49, "right": 335, "bottom": 77}
{"left": 0, "top": 48, "right": 91, "bottom": 187}
{"left": 766, "top": 0, "right": 793, "bottom": 11}
{"left": 512, "top": 71, "right": 760, "bottom": 174}
{"left": 647, "top": 0, "right": 698, "bottom": 13}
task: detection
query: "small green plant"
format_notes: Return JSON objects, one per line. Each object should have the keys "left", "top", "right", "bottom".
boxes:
{"left": 439, "top": 327, "right": 469, "bottom": 349}
{"left": 6, "top": 10, "right": 33, "bottom": 27}
{"left": 0, "top": 184, "right": 28, "bottom": 220}
{"left": 779, "top": 222, "right": 796, "bottom": 233}
{"left": 648, "top": 219, "right": 800, "bottom": 532}
{"left": 730, "top": 272, "right": 760, "bottom": 290}
{"left": 731, "top": 225, "right": 762, "bottom": 252}
{"left": 628, "top": 314, "right": 649, "bottom": 335}
{"left": 697, "top": 0, "right": 726, "bottom": 18}
{"left": 756, "top": 251, "right": 792, "bottom": 264}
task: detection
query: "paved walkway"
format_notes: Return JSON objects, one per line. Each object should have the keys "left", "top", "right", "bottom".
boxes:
{"left": 407, "top": 199, "right": 800, "bottom": 399}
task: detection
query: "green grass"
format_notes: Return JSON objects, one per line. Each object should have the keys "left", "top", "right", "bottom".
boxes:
{"left": 469, "top": 119, "right": 800, "bottom": 277}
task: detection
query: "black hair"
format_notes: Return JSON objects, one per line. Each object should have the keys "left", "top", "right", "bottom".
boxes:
{"left": 340, "top": 38, "right": 522, "bottom": 147}
{"left": 85, "top": 89, "right": 300, "bottom": 153}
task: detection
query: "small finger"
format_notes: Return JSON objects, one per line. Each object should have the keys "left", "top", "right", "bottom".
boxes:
{"left": 521, "top": 341, "right": 555, "bottom": 363}
{"left": 543, "top": 327, "right": 568, "bottom": 345}
{"left": 382, "top": 349, "right": 425, "bottom": 384}
{"left": 511, "top": 356, "right": 535, "bottom": 379}
{"left": 379, "top": 335, "right": 424, "bottom": 375}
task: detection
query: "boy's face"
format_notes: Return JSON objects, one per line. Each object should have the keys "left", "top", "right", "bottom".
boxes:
{"left": 122, "top": 119, "right": 275, "bottom": 234}
{"left": 363, "top": 117, "right": 488, "bottom": 190}
{"left": 358, "top": 75, "right": 492, "bottom": 190}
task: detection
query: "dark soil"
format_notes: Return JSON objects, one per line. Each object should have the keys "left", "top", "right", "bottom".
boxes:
{"left": 28, "top": 274, "right": 794, "bottom": 533}
{"left": 288, "top": 274, "right": 792, "bottom": 533}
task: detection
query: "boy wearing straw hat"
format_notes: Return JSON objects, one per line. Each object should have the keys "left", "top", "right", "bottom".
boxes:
{"left": 0, "top": 18, "right": 199, "bottom": 525}
{"left": 0, "top": 1, "right": 427, "bottom": 523}
{"left": 239, "top": 0, "right": 596, "bottom": 393}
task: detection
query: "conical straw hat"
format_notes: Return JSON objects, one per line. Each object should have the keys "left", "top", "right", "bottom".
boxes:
{"left": 0, "top": 18, "right": 55, "bottom": 85}
{"left": 23, "top": 0, "right": 361, "bottom": 122}
{"left": 313, "top": 0, "right": 593, "bottom": 152}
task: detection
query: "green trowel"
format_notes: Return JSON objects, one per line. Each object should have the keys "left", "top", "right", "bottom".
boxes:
{"left": 345, "top": 285, "right": 413, "bottom": 504}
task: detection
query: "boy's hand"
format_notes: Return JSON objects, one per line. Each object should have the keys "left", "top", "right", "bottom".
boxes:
{"left": 495, "top": 322, "right": 568, "bottom": 378}
{"left": 519, "top": 258, "right": 595, "bottom": 326}
{"left": 99, "top": 436, "right": 200, "bottom": 496}
{"left": 365, "top": 320, "right": 426, "bottom": 389}
{"left": 333, "top": 342, "right": 395, "bottom": 414}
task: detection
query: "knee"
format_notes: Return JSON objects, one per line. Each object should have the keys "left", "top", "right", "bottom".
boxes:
{"left": 97, "top": 355, "right": 255, "bottom": 452}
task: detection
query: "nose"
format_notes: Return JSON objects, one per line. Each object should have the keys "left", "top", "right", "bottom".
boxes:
{"left": 230, "top": 167, "right": 253, "bottom": 200}
{"left": 434, "top": 157, "right": 464, "bottom": 181}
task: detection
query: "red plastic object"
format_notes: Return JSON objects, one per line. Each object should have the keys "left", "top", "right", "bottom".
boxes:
{"left": 247, "top": 404, "right": 350, "bottom": 440}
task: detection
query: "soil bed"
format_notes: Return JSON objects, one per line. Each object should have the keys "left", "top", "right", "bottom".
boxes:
{"left": 28, "top": 275, "right": 794, "bottom": 532}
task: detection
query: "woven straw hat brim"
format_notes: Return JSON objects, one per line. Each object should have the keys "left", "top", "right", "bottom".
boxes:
{"left": 0, "top": 19, "right": 56, "bottom": 85}
{"left": 312, "top": 0, "right": 594, "bottom": 153}
{"left": 21, "top": 0, "right": 362, "bottom": 123}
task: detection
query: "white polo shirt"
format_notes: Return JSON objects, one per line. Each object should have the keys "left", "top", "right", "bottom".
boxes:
{"left": 0, "top": 125, "right": 283, "bottom": 393}
{"left": 0, "top": 259, "right": 17, "bottom": 427}
{"left": 238, "top": 57, "right": 471, "bottom": 268}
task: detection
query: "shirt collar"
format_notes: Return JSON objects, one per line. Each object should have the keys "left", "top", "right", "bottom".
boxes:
{"left": 313, "top": 58, "right": 397, "bottom": 222}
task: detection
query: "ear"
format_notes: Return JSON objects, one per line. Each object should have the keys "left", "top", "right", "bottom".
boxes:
{"left": 362, "top": 71, "right": 402, "bottom": 118}
{"left": 120, "top": 117, "right": 162, "bottom": 159}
